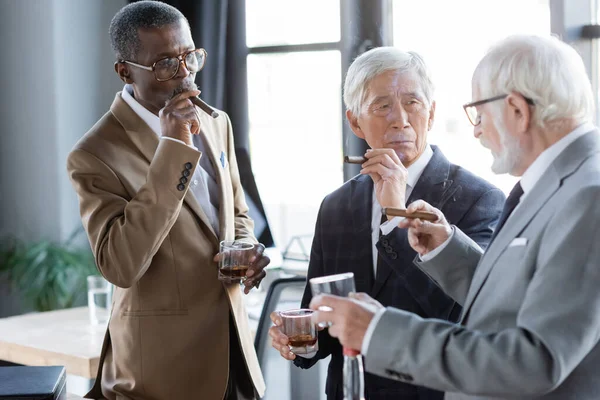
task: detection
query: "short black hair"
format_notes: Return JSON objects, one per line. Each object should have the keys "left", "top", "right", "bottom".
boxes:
{"left": 109, "top": 0, "right": 189, "bottom": 61}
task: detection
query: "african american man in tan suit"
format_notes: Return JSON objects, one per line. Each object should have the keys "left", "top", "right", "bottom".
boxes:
{"left": 67, "top": 2, "right": 268, "bottom": 399}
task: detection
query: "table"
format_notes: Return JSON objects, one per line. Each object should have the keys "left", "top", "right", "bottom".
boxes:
{"left": 0, "top": 307, "right": 104, "bottom": 379}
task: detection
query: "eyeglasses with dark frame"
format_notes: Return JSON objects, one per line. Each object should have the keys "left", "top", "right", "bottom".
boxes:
{"left": 119, "top": 48, "right": 207, "bottom": 82}
{"left": 463, "top": 94, "right": 534, "bottom": 126}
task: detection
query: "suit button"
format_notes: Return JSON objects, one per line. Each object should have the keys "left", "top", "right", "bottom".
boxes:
{"left": 182, "top": 169, "right": 191, "bottom": 177}
{"left": 177, "top": 183, "right": 185, "bottom": 191}
{"left": 381, "top": 239, "right": 389, "bottom": 246}
{"left": 390, "top": 252, "right": 398, "bottom": 260}
{"left": 180, "top": 177, "right": 188, "bottom": 184}
{"left": 184, "top": 162, "right": 193, "bottom": 170}
{"left": 385, "top": 246, "right": 393, "bottom": 253}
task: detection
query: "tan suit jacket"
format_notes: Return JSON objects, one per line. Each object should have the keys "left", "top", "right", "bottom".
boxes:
{"left": 67, "top": 93, "right": 266, "bottom": 399}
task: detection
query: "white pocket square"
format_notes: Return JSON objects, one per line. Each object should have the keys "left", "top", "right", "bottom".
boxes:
{"left": 508, "top": 237, "right": 528, "bottom": 247}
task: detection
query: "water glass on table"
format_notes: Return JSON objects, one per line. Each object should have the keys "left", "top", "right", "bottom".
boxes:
{"left": 279, "top": 309, "right": 319, "bottom": 356}
{"left": 87, "top": 275, "right": 112, "bottom": 326}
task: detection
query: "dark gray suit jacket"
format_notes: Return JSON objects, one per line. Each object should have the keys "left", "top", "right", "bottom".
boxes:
{"left": 295, "top": 146, "right": 505, "bottom": 400}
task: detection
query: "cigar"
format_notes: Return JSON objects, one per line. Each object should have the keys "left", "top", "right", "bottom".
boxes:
{"left": 382, "top": 207, "right": 438, "bottom": 222}
{"left": 190, "top": 96, "right": 219, "bottom": 119}
{"left": 344, "top": 156, "right": 367, "bottom": 164}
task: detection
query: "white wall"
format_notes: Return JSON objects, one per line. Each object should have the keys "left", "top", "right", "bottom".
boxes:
{"left": 0, "top": 0, "right": 126, "bottom": 243}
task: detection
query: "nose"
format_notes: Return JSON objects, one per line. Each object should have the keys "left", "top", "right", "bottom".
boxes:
{"left": 175, "top": 58, "right": 191, "bottom": 78}
{"left": 473, "top": 124, "right": 482, "bottom": 139}
{"left": 389, "top": 102, "right": 410, "bottom": 130}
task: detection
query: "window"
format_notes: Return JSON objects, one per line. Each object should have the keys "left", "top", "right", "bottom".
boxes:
{"left": 393, "top": 0, "right": 551, "bottom": 194}
{"left": 246, "top": 1, "right": 342, "bottom": 251}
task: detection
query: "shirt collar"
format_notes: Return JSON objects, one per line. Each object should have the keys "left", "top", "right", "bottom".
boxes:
{"left": 520, "top": 122, "right": 595, "bottom": 197}
{"left": 406, "top": 144, "right": 433, "bottom": 189}
{"left": 121, "top": 84, "right": 162, "bottom": 136}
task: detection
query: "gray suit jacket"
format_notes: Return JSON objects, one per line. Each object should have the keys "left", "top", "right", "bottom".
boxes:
{"left": 365, "top": 130, "right": 600, "bottom": 399}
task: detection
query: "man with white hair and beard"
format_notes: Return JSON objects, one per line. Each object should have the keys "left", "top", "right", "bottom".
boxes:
{"left": 309, "top": 34, "right": 600, "bottom": 399}
{"left": 67, "top": 1, "right": 268, "bottom": 399}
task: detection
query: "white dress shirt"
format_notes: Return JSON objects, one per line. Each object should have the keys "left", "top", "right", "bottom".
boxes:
{"left": 121, "top": 85, "right": 221, "bottom": 234}
{"left": 359, "top": 145, "right": 433, "bottom": 354}
{"left": 361, "top": 121, "right": 596, "bottom": 355}
{"left": 372, "top": 145, "right": 434, "bottom": 275}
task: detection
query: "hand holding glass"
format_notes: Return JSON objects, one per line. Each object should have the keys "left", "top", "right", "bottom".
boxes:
{"left": 309, "top": 272, "right": 356, "bottom": 328}
{"left": 279, "top": 309, "right": 319, "bottom": 356}
{"left": 218, "top": 240, "right": 254, "bottom": 283}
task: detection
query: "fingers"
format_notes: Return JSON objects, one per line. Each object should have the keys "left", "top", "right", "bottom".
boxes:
{"left": 247, "top": 244, "right": 269, "bottom": 278}
{"left": 365, "top": 148, "right": 403, "bottom": 166}
{"left": 243, "top": 270, "right": 266, "bottom": 294}
{"left": 349, "top": 292, "right": 381, "bottom": 307}
{"left": 270, "top": 311, "right": 282, "bottom": 326}
{"left": 250, "top": 243, "right": 266, "bottom": 263}
{"left": 268, "top": 325, "right": 296, "bottom": 361}
{"left": 406, "top": 200, "right": 439, "bottom": 215}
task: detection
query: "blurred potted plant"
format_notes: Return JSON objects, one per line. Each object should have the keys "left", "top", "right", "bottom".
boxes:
{"left": 0, "top": 228, "right": 99, "bottom": 312}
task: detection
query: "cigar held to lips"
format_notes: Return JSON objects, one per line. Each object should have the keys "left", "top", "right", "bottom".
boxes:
{"left": 190, "top": 96, "right": 219, "bottom": 119}
{"left": 382, "top": 207, "right": 438, "bottom": 222}
{"left": 344, "top": 155, "right": 367, "bottom": 164}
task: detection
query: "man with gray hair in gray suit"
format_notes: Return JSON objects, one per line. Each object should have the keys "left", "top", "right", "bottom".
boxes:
{"left": 310, "top": 34, "right": 600, "bottom": 399}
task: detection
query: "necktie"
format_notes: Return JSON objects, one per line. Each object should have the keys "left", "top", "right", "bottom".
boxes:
{"left": 374, "top": 213, "right": 388, "bottom": 284}
{"left": 490, "top": 181, "right": 523, "bottom": 243}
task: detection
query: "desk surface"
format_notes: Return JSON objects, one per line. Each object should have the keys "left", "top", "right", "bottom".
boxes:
{"left": 0, "top": 307, "right": 103, "bottom": 379}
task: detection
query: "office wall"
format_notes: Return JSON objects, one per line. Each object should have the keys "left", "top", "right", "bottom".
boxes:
{"left": 0, "top": 0, "right": 126, "bottom": 244}
{"left": 0, "top": 0, "right": 126, "bottom": 316}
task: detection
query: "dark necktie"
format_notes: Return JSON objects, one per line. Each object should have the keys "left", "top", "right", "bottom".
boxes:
{"left": 490, "top": 181, "right": 523, "bottom": 243}
{"left": 375, "top": 213, "right": 388, "bottom": 284}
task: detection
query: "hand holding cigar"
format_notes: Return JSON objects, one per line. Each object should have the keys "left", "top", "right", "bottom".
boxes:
{"left": 383, "top": 207, "right": 438, "bottom": 222}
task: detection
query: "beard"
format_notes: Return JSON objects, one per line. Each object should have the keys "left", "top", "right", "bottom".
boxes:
{"left": 490, "top": 115, "right": 523, "bottom": 175}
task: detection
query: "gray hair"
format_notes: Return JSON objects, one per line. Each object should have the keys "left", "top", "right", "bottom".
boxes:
{"left": 473, "top": 34, "right": 594, "bottom": 128}
{"left": 109, "top": 0, "right": 189, "bottom": 61}
{"left": 343, "top": 47, "right": 435, "bottom": 116}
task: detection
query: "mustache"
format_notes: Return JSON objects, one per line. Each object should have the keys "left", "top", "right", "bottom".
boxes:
{"left": 170, "top": 80, "right": 197, "bottom": 99}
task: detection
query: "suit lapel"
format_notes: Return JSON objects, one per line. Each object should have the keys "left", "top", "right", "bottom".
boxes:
{"left": 461, "top": 130, "right": 600, "bottom": 322}
{"left": 370, "top": 146, "right": 455, "bottom": 298}
{"left": 110, "top": 93, "right": 218, "bottom": 240}
{"left": 349, "top": 175, "right": 375, "bottom": 293}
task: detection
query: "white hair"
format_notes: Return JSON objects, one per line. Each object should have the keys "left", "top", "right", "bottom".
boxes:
{"left": 473, "top": 34, "right": 595, "bottom": 129}
{"left": 343, "top": 47, "right": 435, "bottom": 116}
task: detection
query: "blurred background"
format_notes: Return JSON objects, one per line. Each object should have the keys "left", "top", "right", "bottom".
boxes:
{"left": 0, "top": 0, "right": 598, "bottom": 398}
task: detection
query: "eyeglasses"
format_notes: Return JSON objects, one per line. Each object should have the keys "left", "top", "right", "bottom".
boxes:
{"left": 119, "top": 48, "right": 207, "bottom": 82}
{"left": 463, "top": 94, "right": 534, "bottom": 126}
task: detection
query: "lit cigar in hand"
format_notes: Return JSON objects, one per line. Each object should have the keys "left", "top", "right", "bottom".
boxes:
{"left": 190, "top": 96, "right": 219, "bottom": 119}
{"left": 344, "top": 156, "right": 367, "bottom": 164}
{"left": 383, "top": 207, "right": 438, "bottom": 222}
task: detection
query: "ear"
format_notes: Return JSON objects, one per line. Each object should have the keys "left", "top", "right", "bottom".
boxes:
{"left": 428, "top": 100, "right": 436, "bottom": 131}
{"left": 114, "top": 62, "right": 134, "bottom": 84}
{"left": 346, "top": 109, "right": 365, "bottom": 139}
{"left": 505, "top": 93, "right": 531, "bottom": 134}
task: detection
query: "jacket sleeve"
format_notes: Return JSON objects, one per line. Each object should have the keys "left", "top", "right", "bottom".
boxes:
{"left": 366, "top": 186, "right": 600, "bottom": 397}
{"left": 67, "top": 139, "right": 201, "bottom": 288}
{"left": 415, "top": 188, "right": 504, "bottom": 306}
